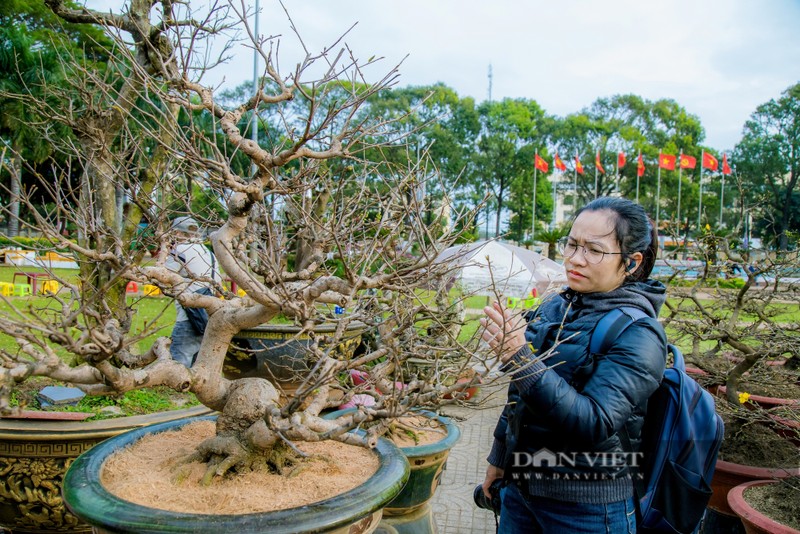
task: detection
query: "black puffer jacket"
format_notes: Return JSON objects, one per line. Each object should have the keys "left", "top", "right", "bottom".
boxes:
{"left": 487, "top": 280, "right": 667, "bottom": 504}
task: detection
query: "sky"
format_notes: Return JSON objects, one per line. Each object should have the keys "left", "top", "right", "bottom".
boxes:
{"left": 86, "top": 0, "right": 800, "bottom": 151}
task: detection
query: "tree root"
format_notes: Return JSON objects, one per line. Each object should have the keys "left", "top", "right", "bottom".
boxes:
{"left": 181, "top": 433, "right": 304, "bottom": 485}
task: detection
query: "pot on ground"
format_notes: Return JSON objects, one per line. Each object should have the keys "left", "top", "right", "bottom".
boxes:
{"left": 0, "top": 405, "right": 212, "bottom": 533}
{"left": 62, "top": 414, "right": 410, "bottom": 534}
{"left": 708, "top": 460, "right": 800, "bottom": 517}
{"left": 727, "top": 480, "right": 800, "bottom": 534}
{"left": 326, "top": 409, "right": 460, "bottom": 534}
{"left": 713, "top": 385, "right": 799, "bottom": 410}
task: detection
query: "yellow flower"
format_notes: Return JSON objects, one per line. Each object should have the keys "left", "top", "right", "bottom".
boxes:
{"left": 738, "top": 392, "right": 751, "bottom": 404}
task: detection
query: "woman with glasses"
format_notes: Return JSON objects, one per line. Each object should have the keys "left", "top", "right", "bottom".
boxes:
{"left": 479, "top": 197, "right": 667, "bottom": 533}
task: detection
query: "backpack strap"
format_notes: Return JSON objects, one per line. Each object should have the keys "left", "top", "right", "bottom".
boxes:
{"left": 590, "top": 306, "right": 651, "bottom": 500}
{"left": 589, "top": 307, "right": 649, "bottom": 355}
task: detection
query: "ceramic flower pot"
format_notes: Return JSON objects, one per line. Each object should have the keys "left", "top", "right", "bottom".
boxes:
{"left": 224, "top": 322, "right": 365, "bottom": 394}
{"left": 0, "top": 405, "right": 212, "bottom": 533}
{"left": 727, "top": 480, "right": 800, "bottom": 534}
{"left": 62, "top": 414, "right": 410, "bottom": 534}
{"left": 708, "top": 460, "right": 800, "bottom": 517}
{"left": 714, "top": 385, "right": 800, "bottom": 410}
{"left": 325, "top": 409, "right": 460, "bottom": 534}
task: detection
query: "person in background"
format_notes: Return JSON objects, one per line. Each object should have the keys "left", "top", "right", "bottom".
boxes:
{"left": 166, "top": 216, "right": 220, "bottom": 367}
{"left": 480, "top": 197, "right": 667, "bottom": 533}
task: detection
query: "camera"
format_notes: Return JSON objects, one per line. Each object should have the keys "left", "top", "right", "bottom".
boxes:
{"left": 473, "top": 479, "right": 503, "bottom": 512}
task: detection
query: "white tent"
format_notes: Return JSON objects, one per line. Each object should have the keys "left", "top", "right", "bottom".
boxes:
{"left": 435, "top": 240, "right": 566, "bottom": 298}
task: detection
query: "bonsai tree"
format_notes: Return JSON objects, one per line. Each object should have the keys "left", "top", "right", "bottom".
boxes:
{"left": 660, "top": 231, "right": 800, "bottom": 405}
{"left": 0, "top": 0, "right": 488, "bottom": 482}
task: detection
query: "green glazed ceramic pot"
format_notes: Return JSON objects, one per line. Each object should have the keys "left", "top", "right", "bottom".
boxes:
{"left": 325, "top": 409, "right": 461, "bottom": 533}
{"left": 0, "top": 405, "right": 211, "bottom": 533}
{"left": 224, "top": 322, "right": 366, "bottom": 387}
{"left": 62, "top": 414, "right": 409, "bottom": 534}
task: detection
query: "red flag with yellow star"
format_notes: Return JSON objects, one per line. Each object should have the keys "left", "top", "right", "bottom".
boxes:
{"left": 702, "top": 152, "right": 719, "bottom": 171}
{"left": 637, "top": 154, "right": 645, "bottom": 177}
{"left": 658, "top": 153, "right": 676, "bottom": 170}
{"left": 595, "top": 152, "right": 605, "bottom": 174}
{"left": 575, "top": 156, "right": 585, "bottom": 175}
{"left": 722, "top": 154, "right": 732, "bottom": 175}
{"left": 617, "top": 152, "right": 626, "bottom": 169}
{"left": 534, "top": 154, "right": 549, "bottom": 173}
{"left": 554, "top": 153, "right": 567, "bottom": 172}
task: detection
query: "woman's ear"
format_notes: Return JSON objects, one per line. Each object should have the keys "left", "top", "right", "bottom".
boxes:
{"left": 627, "top": 252, "right": 644, "bottom": 274}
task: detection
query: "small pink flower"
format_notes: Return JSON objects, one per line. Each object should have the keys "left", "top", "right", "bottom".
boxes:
{"left": 339, "top": 394, "right": 376, "bottom": 410}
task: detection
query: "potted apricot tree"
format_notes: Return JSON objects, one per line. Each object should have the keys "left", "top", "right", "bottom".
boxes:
{"left": 661, "top": 234, "right": 800, "bottom": 529}
{"left": 0, "top": 1, "right": 489, "bottom": 532}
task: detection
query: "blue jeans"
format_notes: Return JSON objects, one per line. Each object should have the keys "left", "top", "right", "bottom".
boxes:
{"left": 170, "top": 320, "right": 202, "bottom": 367}
{"left": 498, "top": 483, "right": 636, "bottom": 534}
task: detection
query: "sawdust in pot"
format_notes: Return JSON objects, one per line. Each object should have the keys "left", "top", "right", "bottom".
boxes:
{"left": 389, "top": 415, "right": 447, "bottom": 448}
{"left": 744, "top": 477, "right": 800, "bottom": 531}
{"left": 100, "top": 420, "right": 379, "bottom": 514}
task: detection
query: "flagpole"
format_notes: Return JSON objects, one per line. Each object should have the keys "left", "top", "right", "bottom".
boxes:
{"left": 615, "top": 158, "right": 620, "bottom": 196}
{"left": 656, "top": 151, "right": 662, "bottom": 231}
{"left": 698, "top": 151, "right": 704, "bottom": 232}
{"left": 636, "top": 150, "right": 641, "bottom": 203}
{"left": 552, "top": 171, "right": 558, "bottom": 229}
{"left": 251, "top": 0, "right": 260, "bottom": 180}
{"left": 573, "top": 155, "right": 578, "bottom": 205}
{"left": 532, "top": 153, "right": 538, "bottom": 240}
{"left": 677, "top": 150, "right": 683, "bottom": 231}
{"left": 719, "top": 160, "right": 725, "bottom": 227}
{"left": 594, "top": 151, "right": 599, "bottom": 199}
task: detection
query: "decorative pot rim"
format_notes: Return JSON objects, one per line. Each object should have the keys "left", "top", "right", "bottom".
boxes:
{"left": 63, "top": 414, "right": 410, "bottom": 533}
{"left": 716, "top": 385, "right": 800, "bottom": 407}
{"left": 727, "top": 479, "right": 800, "bottom": 534}
{"left": 324, "top": 408, "right": 461, "bottom": 457}
{"left": 716, "top": 459, "right": 800, "bottom": 478}
{"left": 0, "top": 404, "right": 213, "bottom": 441}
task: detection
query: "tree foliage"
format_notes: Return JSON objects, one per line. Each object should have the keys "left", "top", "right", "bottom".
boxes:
{"left": 0, "top": 0, "right": 111, "bottom": 235}
{"left": 734, "top": 83, "right": 800, "bottom": 250}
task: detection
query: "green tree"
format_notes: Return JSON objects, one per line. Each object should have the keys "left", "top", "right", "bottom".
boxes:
{"left": 470, "top": 98, "right": 549, "bottom": 238}
{"left": 360, "top": 83, "right": 479, "bottom": 229}
{"left": 534, "top": 225, "right": 569, "bottom": 261}
{"left": 505, "top": 143, "right": 553, "bottom": 242}
{"left": 734, "top": 83, "right": 800, "bottom": 250}
{"left": 562, "top": 95, "right": 706, "bottom": 232}
{"left": 0, "top": 0, "right": 109, "bottom": 236}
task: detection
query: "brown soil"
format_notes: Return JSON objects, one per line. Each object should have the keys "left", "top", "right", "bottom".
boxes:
{"left": 696, "top": 357, "right": 800, "bottom": 399}
{"left": 736, "top": 365, "right": 800, "bottom": 399}
{"left": 717, "top": 412, "right": 800, "bottom": 468}
{"left": 101, "top": 420, "right": 379, "bottom": 514}
{"left": 744, "top": 477, "right": 800, "bottom": 530}
{"left": 389, "top": 415, "right": 447, "bottom": 448}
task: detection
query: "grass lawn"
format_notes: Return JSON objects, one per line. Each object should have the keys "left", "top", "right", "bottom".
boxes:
{"left": 0, "top": 292, "right": 175, "bottom": 355}
{"left": 0, "top": 266, "right": 187, "bottom": 416}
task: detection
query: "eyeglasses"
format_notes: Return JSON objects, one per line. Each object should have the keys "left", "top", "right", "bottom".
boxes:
{"left": 557, "top": 237, "right": 624, "bottom": 265}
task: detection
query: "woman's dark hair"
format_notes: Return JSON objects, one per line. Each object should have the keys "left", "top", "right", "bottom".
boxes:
{"left": 574, "top": 197, "right": 659, "bottom": 282}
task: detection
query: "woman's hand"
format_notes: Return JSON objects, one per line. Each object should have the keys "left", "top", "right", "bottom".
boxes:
{"left": 480, "top": 301, "right": 527, "bottom": 363}
{"left": 482, "top": 464, "right": 505, "bottom": 499}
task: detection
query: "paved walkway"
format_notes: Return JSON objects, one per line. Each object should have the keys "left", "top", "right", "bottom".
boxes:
{"left": 431, "top": 380, "right": 508, "bottom": 533}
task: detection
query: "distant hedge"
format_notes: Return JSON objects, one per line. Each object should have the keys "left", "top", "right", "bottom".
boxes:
{"left": 0, "top": 236, "right": 74, "bottom": 253}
